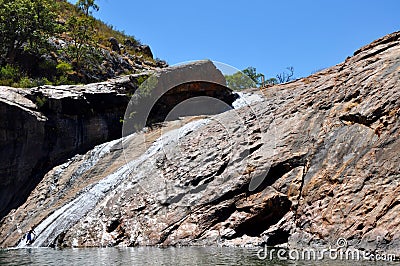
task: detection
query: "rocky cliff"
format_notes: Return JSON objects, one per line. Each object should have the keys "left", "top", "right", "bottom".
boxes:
{"left": 0, "top": 32, "right": 399, "bottom": 257}
{"left": 0, "top": 60, "right": 234, "bottom": 221}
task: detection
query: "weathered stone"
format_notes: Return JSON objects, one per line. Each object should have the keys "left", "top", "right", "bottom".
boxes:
{"left": 0, "top": 61, "right": 234, "bottom": 222}
{"left": 108, "top": 37, "right": 121, "bottom": 53}
{"left": 0, "top": 32, "right": 399, "bottom": 258}
{"left": 0, "top": 83, "right": 130, "bottom": 220}
{"left": 135, "top": 45, "right": 153, "bottom": 59}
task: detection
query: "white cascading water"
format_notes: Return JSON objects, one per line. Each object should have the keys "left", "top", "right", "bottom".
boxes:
{"left": 17, "top": 138, "right": 123, "bottom": 248}
{"left": 232, "top": 91, "right": 264, "bottom": 109}
{"left": 48, "top": 138, "right": 123, "bottom": 195}
{"left": 18, "top": 119, "right": 209, "bottom": 248}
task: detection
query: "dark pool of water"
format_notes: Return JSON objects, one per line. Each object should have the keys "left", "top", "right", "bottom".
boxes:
{"left": 0, "top": 247, "right": 398, "bottom": 265}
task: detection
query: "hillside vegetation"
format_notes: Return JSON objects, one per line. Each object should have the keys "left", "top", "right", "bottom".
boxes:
{"left": 0, "top": 0, "right": 167, "bottom": 88}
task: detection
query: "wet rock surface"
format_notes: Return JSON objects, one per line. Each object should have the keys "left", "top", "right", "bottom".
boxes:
{"left": 0, "top": 81, "right": 130, "bottom": 220}
{"left": 0, "top": 60, "right": 234, "bottom": 221}
{"left": 0, "top": 32, "right": 399, "bottom": 256}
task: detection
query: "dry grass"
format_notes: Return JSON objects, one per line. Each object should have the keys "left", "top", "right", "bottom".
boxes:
{"left": 54, "top": 0, "right": 154, "bottom": 61}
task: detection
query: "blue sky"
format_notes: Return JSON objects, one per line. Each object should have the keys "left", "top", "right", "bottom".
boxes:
{"left": 85, "top": 0, "right": 398, "bottom": 79}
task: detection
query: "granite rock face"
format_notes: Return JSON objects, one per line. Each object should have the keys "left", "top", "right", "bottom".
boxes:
{"left": 0, "top": 60, "right": 234, "bottom": 221}
{"left": 0, "top": 80, "right": 131, "bottom": 220}
{"left": 0, "top": 32, "right": 399, "bottom": 257}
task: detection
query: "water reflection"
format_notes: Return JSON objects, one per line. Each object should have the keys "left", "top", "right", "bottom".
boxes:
{"left": 0, "top": 247, "right": 397, "bottom": 266}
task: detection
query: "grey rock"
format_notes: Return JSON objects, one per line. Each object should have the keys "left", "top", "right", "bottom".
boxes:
{"left": 135, "top": 45, "right": 153, "bottom": 59}
{"left": 0, "top": 61, "right": 233, "bottom": 222}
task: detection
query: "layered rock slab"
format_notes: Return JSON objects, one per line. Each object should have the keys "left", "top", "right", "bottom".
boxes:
{"left": 0, "top": 60, "right": 233, "bottom": 220}
{"left": 0, "top": 32, "right": 399, "bottom": 256}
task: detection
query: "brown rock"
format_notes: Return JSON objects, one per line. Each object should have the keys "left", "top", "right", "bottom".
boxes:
{"left": 0, "top": 32, "right": 399, "bottom": 258}
{"left": 0, "top": 61, "right": 235, "bottom": 223}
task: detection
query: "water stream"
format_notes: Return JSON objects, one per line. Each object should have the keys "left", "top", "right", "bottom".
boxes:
{"left": 18, "top": 119, "right": 209, "bottom": 248}
{"left": 17, "top": 91, "right": 263, "bottom": 248}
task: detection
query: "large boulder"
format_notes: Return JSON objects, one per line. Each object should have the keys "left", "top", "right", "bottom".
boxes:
{"left": 108, "top": 37, "right": 121, "bottom": 53}
{"left": 135, "top": 45, "right": 153, "bottom": 59}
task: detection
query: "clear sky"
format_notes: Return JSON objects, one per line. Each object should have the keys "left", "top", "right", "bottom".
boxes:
{"left": 86, "top": 0, "right": 398, "bottom": 79}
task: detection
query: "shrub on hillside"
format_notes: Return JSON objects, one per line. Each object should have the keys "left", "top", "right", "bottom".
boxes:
{"left": 0, "top": 65, "right": 22, "bottom": 86}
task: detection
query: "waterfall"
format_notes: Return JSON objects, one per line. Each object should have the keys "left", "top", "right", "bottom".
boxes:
{"left": 18, "top": 119, "right": 209, "bottom": 248}
{"left": 232, "top": 92, "right": 264, "bottom": 109}
{"left": 48, "top": 138, "right": 123, "bottom": 196}
{"left": 17, "top": 138, "right": 124, "bottom": 248}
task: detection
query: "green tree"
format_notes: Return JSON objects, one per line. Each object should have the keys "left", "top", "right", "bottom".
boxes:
{"left": 66, "top": 16, "right": 94, "bottom": 68}
{"left": 225, "top": 71, "right": 257, "bottom": 90}
{"left": 225, "top": 66, "right": 266, "bottom": 90}
{"left": 242, "top": 66, "right": 264, "bottom": 86}
{"left": 76, "top": 0, "right": 99, "bottom": 16}
{"left": 266, "top": 77, "right": 278, "bottom": 85}
{"left": 0, "top": 0, "right": 58, "bottom": 64}
{"left": 66, "top": 0, "right": 99, "bottom": 69}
